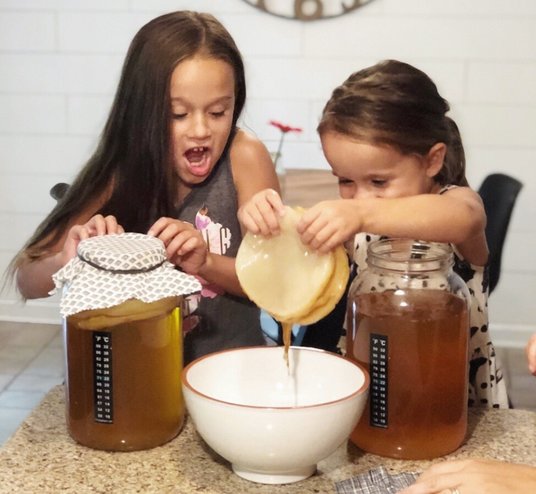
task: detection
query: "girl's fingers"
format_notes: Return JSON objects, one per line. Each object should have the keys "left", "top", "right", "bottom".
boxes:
{"left": 148, "top": 221, "right": 205, "bottom": 265}
{"left": 68, "top": 225, "right": 84, "bottom": 240}
{"left": 264, "top": 189, "right": 286, "bottom": 216}
{"left": 254, "top": 200, "right": 281, "bottom": 236}
{"left": 147, "top": 216, "right": 192, "bottom": 238}
{"left": 298, "top": 212, "right": 329, "bottom": 246}
{"left": 148, "top": 218, "right": 193, "bottom": 245}
{"left": 314, "top": 229, "right": 342, "bottom": 253}
{"left": 90, "top": 214, "right": 107, "bottom": 236}
{"left": 239, "top": 202, "right": 275, "bottom": 236}
{"left": 147, "top": 217, "right": 172, "bottom": 237}
{"left": 245, "top": 208, "right": 269, "bottom": 236}
{"left": 166, "top": 233, "right": 207, "bottom": 274}
{"left": 166, "top": 231, "right": 202, "bottom": 257}
{"left": 239, "top": 190, "right": 285, "bottom": 236}
{"left": 83, "top": 214, "right": 123, "bottom": 236}
{"left": 238, "top": 211, "right": 261, "bottom": 235}
{"left": 103, "top": 214, "right": 121, "bottom": 234}
{"left": 296, "top": 205, "right": 323, "bottom": 234}
{"left": 64, "top": 215, "right": 124, "bottom": 265}
{"left": 238, "top": 189, "right": 286, "bottom": 237}
{"left": 100, "top": 215, "right": 112, "bottom": 235}
{"left": 181, "top": 235, "right": 202, "bottom": 252}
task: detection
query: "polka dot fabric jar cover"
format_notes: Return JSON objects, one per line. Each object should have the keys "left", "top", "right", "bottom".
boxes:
{"left": 51, "top": 232, "right": 202, "bottom": 317}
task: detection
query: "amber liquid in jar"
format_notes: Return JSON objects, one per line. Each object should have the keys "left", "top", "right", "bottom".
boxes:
{"left": 64, "top": 299, "right": 184, "bottom": 451}
{"left": 347, "top": 290, "right": 468, "bottom": 459}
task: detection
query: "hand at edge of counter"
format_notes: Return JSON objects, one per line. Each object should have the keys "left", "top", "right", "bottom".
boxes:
{"left": 397, "top": 458, "right": 536, "bottom": 494}
{"left": 526, "top": 333, "right": 536, "bottom": 375}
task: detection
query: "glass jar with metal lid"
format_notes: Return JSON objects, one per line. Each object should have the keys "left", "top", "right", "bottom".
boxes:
{"left": 346, "top": 238, "right": 470, "bottom": 460}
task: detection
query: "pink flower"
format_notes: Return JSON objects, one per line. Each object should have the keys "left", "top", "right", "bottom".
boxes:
{"left": 269, "top": 120, "right": 302, "bottom": 167}
{"left": 269, "top": 120, "right": 303, "bottom": 134}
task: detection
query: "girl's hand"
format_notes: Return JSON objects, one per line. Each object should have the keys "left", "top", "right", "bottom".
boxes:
{"left": 397, "top": 458, "right": 536, "bottom": 494}
{"left": 297, "top": 199, "right": 361, "bottom": 253}
{"left": 526, "top": 333, "right": 536, "bottom": 375}
{"left": 62, "top": 214, "right": 124, "bottom": 265}
{"left": 237, "top": 188, "right": 285, "bottom": 236}
{"left": 148, "top": 217, "right": 207, "bottom": 275}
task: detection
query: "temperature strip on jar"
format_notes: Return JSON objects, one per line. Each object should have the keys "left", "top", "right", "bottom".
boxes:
{"left": 369, "top": 333, "right": 388, "bottom": 428}
{"left": 93, "top": 331, "right": 113, "bottom": 424}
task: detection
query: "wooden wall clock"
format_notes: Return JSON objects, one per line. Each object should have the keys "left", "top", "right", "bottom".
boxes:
{"left": 241, "top": 0, "right": 375, "bottom": 21}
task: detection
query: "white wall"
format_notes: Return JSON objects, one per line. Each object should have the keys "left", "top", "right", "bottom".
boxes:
{"left": 1, "top": 0, "right": 535, "bottom": 345}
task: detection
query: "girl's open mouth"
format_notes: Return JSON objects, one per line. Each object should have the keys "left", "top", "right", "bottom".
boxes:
{"left": 184, "top": 146, "right": 211, "bottom": 177}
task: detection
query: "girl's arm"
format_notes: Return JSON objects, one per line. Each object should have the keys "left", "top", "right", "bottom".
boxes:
{"left": 16, "top": 212, "right": 123, "bottom": 300}
{"left": 16, "top": 183, "right": 117, "bottom": 299}
{"left": 196, "top": 129, "right": 280, "bottom": 296}
{"left": 17, "top": 250, "right": 72, "bottom": 300}
{"left": 298, "top": 186, "right": 488, "bottom": 266}
{"left": 231, "top": 129, "right": 281, "bottom": 208}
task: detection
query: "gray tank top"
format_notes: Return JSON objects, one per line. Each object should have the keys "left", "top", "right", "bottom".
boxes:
{"left": 176, "top": 152, "right": 265, "bottom": 364}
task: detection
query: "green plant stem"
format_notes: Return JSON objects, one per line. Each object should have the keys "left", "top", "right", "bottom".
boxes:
{"left": 274, "top": 133, "right": 286, "bottom": 167}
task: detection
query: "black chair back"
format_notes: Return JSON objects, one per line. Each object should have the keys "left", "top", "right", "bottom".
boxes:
{"left": 49, "top": 182, "right": 70, "bottom": 201}
{"left": 478, "top": 173, "right": 523, "bottom": 294}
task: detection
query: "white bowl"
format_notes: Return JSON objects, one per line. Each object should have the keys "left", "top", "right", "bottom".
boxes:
{"left": 181, "top": 346, "right": 369, "bottom": 484}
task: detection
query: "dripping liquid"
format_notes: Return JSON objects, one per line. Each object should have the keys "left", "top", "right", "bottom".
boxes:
{"left": 281, "top": 321, "right": 293, "bottom": 367}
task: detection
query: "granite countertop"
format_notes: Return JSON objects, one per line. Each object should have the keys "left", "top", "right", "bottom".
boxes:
{"left": 1, "top": 386, "right": 536, "bottom": 493}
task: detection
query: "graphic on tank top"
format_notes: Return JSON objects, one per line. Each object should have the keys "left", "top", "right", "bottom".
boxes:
{"left": 183, "top": 205, "right": 231, "bottom": 334}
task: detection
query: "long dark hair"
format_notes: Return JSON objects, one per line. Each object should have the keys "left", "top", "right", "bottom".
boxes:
{"left": 16, "top": 11, "right": 246, "bottom": 266}
{"left": 318, "top": 60, "right": 468, "bottom": 187}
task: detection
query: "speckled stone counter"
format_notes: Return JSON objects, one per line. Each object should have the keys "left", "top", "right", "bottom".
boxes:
{"left": 1, "top": 386, "right": 536, "bottom": 493}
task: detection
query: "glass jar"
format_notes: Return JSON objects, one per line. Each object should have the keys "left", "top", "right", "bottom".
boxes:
{"left": 52, "top": 233, "right": 201, "bottom": 451}
{"left": 64, "top": 297, "right": 183, "bottom": 451}
{"left": 346, "top": 238, "right": 470, "bottom": 460}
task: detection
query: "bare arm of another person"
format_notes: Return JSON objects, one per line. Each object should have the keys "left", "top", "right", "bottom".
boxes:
{"left": 526, "top": 333, "right": 536, "bottom": 375}
{"left": 297, "top": 186, "right": 488, "bottom": 266}
{"left": 397, "top": 458, "right": 536, "bottom": 494}
{"left": 16, "top": 212, "right": 123, "bottom": 300}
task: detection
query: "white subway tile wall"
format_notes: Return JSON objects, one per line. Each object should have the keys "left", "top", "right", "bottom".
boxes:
{"left": 0, "top": 0, "right": 535, "bottom": 342}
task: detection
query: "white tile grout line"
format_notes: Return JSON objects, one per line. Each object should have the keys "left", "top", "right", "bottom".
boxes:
{"left": 0, "top": 327, "right": 63, "bottom": 393}
{"left": 0, "top": 330, "right": 64, "bottom": 444}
